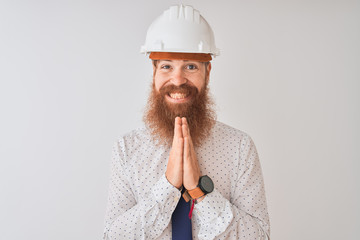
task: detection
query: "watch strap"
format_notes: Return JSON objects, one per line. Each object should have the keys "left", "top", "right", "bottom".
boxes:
{"left": 188, "top": 187, "right": 205, "bottom": 198}
{"left": 182, "top": 191, "right": 192, "bottom": 202}
{"left": 182, "top": 187, "right": 205, "bottom": 202}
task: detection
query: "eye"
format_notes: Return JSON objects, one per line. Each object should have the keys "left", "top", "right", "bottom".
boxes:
{"left": 160, "top": 64, "right": 171, "bottom": 69}
{"left": 185, "top": 64, "right": 198, "bottom": 70}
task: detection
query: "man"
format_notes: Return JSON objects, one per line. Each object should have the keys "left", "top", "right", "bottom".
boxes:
{"left": 103, "top": 4, "right": 270, "bottom": 240}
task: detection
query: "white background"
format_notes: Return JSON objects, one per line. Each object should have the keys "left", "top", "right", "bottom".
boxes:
{"left": 0, "top": 0, "right": 359, "bottom": 239}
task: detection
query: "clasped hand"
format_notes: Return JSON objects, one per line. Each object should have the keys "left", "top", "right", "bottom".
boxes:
{"left": 166, "top": 117, "right": 201, "bottom": 190}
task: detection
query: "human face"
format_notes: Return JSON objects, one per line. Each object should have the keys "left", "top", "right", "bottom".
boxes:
{"left": 145, "top": 59, "right": 216, "bottom": 147}
{"left": 153, "top": 60, "right": 211, "bottom": 104}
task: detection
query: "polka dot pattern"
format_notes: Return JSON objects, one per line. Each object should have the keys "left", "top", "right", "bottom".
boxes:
{"left": 103, "top": 121, "right": 270, "bottom": 239}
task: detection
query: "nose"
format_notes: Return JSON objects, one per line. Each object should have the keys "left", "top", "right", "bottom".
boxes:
{"left": 170, "top": 68, "right": 187, "bottom": 86}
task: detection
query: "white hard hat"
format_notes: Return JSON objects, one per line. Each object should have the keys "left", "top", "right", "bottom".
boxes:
{"left": 141, "top": 4, "right": 220, "bottom": 57}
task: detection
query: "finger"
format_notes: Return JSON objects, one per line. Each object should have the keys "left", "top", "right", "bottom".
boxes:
{"left": 181, "top": 117, "right": 191, "bottom": 138}
{"left": 173, "top": 117, "right": 183, "bottom": 141}
{"left": 173, "top": 136, "right": 184, "bottom": 160}
{"left": 182, "top": 121, "right": 197, "bottom": 169}
{"left": 181, "top": 117, "right": 187, "bottom": 138}
{"left": 184, "top": 137, "right": 198, "bottom": 171}
{"left": 183, "top": 136, "right": 191, "bottom": 163}
{"left": 182, "top": 118, "right": 196, "bottom": 150}
{"left": 172, "top": 117, "right": 184, "bottom": 157}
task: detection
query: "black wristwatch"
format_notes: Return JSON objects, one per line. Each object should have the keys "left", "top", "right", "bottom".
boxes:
{"left": 183, "top": 175, "right": 214, "bottom": 202}
{"left": 198, "top": 175, "right": 214, "bottom": 194}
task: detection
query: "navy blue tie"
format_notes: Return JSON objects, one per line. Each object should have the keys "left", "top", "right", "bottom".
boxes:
{"left": 172, "top": 192, "right": 192, "bottom": 239}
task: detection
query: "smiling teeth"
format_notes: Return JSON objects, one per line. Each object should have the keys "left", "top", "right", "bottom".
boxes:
{"left": 170, "top": 93, "right": 187, "bottom": 99}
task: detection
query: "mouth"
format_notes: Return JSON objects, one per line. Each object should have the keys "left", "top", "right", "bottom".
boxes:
{"left": 169, "top": 92, "right": 188, "bottom": 99}
{"left": 166, "top": 92, "right": 191, "bottom": 103}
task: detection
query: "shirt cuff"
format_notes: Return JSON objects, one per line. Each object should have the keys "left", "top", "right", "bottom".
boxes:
{"left": 151, "top": 174, "right": 182, "bottom": 207}
{"left": 194, "top": 188, "right": 233, "bottom": 224}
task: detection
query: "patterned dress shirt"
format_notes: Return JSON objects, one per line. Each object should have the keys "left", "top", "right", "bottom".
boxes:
{"left": 103, "top": 121, "right": 270, "bottom": 239}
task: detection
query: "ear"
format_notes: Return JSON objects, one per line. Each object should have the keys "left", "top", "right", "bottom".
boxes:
{"left": 205, "top": 62, "right": 212, "bottom": 85}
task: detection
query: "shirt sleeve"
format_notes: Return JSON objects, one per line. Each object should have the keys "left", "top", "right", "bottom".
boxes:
{"left": 194, "top": 135, "right": 270, "bottom": 240}
{"left": 103, "top": 140, "right": 181, "bottom": 240}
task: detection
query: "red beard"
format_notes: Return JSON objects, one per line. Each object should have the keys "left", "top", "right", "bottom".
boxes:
{"left": 143, "top": 83, "right": 216, "bottom": 147}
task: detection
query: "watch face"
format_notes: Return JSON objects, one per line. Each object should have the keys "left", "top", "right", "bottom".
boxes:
{"left": 200, "top": 175, "right": 214, "bottom": 193}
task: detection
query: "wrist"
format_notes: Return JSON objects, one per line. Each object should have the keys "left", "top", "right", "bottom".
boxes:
{"left": 184, "top": 175, "right": 200, "bottom": 190}
{"left": 186, "top": 184, "right": 198, "bottom": 191}
{"left": 182, "top": 175, "right": 214, "bottom": 202}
